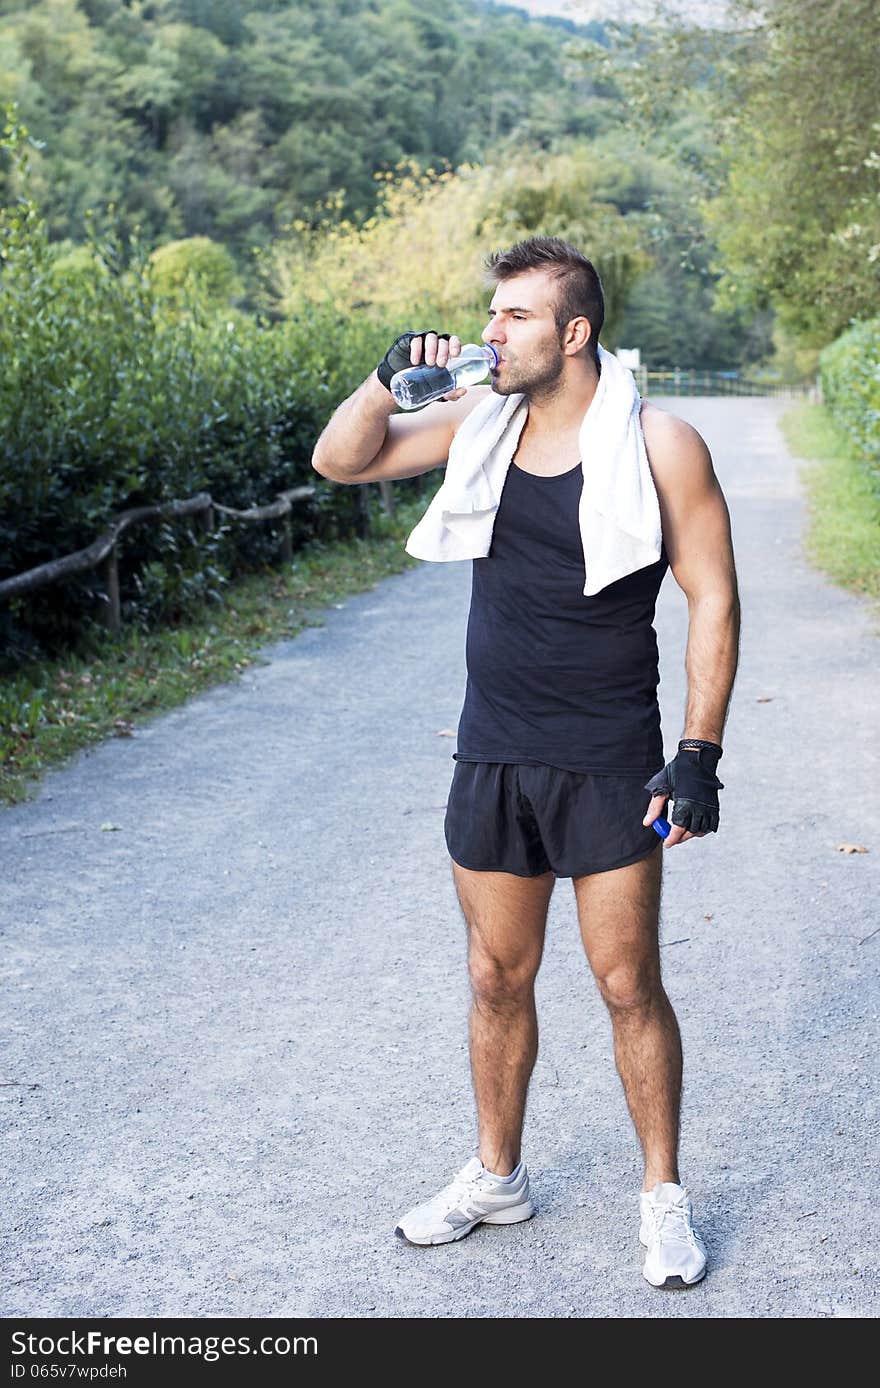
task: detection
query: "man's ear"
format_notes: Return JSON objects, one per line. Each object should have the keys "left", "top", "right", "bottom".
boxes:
{"left": 564, "top": 316, "right": 592, "bottom": 356}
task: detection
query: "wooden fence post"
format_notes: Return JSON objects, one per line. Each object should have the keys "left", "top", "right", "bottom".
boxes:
{"left": 101, "top": 546, "right": 121, "bottom": 635}
{"left": 378, "top": 479, "right": 394, "bottom": 517}
{"left": 280, "top": 514, "right": 293, "bottom": 563}
{"left": 352, "top": 486, "right": 371, "bottom": 540}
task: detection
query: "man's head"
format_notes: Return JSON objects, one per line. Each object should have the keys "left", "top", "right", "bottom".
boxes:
{"left": 481, "top": 237, "right": 604, "bottom": 399}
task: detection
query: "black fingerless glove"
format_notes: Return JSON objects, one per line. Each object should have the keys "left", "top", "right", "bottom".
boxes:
{"left": 644, "top": 739, "right": 725, "bottom": 833}
{"left": 376, "top": 330, "right": 450, "bottom": 391}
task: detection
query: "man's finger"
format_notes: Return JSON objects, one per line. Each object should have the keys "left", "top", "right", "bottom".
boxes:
{"left": 664, "top": 827, "right": 708, "bottom": 848}
{"left": 664, "top": 824, "right": 692, "bottom": 848}
{"left": 643, "top": 792, "right": 668, "bottom": 826}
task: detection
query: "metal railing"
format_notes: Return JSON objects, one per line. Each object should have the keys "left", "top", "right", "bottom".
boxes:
{"left": 634, "top": 368, "right": 815, "bottom": 399}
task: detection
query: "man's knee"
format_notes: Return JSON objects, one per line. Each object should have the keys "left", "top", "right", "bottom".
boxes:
{"left": 468, "top": 949, "right": 539, "bottom": 1010}
{"left": 594, "top": 959, "right": 661, "bottom": 1014}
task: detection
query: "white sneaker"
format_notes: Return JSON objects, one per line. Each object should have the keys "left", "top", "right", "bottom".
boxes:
{"left": 395, "top": 1156, "right": 535, "bottom": 1246}
{"left": 639, "top": 1181, "right": 708, "bottom": 1288}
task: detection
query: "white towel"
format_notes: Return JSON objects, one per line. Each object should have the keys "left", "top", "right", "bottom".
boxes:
{"left": 404, "top": 342, "right": 662, "bottom": 596}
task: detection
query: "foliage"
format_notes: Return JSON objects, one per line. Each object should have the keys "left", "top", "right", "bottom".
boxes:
{"left": 819, "top": 318, "right": 880, "bottom": 467}
{"left": 148, "top": 234, "right": 244, "bottom": 306}
{"left": 268, "top": 132, "right": 769, "bottom": 369}
{"left": 712, "top": 0, "right": 880, "bottom": 344}
{"left": 594, "top": 1, "right": 880, "bottom": 347}
{"left": 781, "top": 399, "right": 880, "bottom": 613}
{"left": 0, "top": 0, "right": 780, "bottom": 370}
{"left": 0, "top": 109, "right": 363, "bottom": 666}
{"left": 0, "top": 0, "right": 611, "bottom": 261}
{"left": 269, "top": 149, "right": 649, "bottom": 348}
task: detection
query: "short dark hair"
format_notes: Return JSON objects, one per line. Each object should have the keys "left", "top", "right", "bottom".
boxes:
{"left": 484, "top": 236, "right": 604, "bottom": 368}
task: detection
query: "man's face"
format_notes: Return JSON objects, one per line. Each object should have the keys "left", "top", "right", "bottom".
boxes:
{"left": 480, "top": 269, "right": 567, "bottom": 398}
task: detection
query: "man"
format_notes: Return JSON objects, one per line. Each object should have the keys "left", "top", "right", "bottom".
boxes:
{"left": 311, "top": 237, "right": 740, "bottom": 1289}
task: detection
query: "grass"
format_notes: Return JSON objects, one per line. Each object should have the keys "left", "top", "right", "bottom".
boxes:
{"left": 0, "top": 489, "right": 432, "bottom": 807}
{"left": 780, "top": 399, "right": 880, "bottom": 612}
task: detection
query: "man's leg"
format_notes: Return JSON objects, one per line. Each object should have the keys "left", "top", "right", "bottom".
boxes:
{"left": 572, "top": 847, "right": 683, "bottom": 1191}
{"left": 451, "top": 860, "right": 556, "bottom": 1176}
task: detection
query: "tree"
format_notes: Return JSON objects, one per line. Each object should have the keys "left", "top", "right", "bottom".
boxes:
{"left": 705, "top": 0, "right": 880, "bottom": 345}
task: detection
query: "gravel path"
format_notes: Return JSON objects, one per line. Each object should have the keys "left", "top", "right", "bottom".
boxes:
{"left": 2, "top": 396, "right": 878, "bottom": 1319}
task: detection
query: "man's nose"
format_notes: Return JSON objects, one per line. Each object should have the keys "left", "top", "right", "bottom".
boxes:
{"left": 482, "top": 322, "right": 504, "bottom": 346}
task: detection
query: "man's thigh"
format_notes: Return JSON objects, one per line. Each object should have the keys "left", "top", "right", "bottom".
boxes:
{"left": 571, "top": 847, "right": 663, "bottom": 981}
{"left": 451, "top": 860, "right": 556, "bottom": 977}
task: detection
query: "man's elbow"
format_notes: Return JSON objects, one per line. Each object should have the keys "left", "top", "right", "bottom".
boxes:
{"left": 311, "top": 446, "right": 341, "bottom": 483}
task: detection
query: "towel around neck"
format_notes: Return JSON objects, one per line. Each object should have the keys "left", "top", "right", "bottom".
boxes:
{"left": 404, "top": 342, "right": 663, "bottom": 596}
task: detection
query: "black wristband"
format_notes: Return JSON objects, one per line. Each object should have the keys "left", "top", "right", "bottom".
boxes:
{"left": 678, "top": 738, "right": 723, "bottom": 757}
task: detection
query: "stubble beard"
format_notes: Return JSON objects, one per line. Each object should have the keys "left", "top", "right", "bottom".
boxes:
{"left": 491, "top": 343, "right": 567, "bottom": 403}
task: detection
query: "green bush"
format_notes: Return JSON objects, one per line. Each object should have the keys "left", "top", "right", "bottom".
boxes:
{"left": 819, "top": 317, "right": 880, "bottom": 469}
{"left": 0, "top": 109, "right": 401, "bottom": 669}
{"left": 148, "top": 235, "right": 244, "bottom": 307}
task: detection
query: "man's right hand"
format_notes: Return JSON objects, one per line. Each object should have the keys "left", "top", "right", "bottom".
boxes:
{"left": 376, "top": 330, "right": 465, "bottom": 399}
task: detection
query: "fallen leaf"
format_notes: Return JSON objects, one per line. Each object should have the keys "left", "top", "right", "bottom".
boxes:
{"left": 756, "top": 696, "right": 774, "bottom": 703}
{"left": 837, "top": 843, "right": 868, "bottom": 854}
{"left": 703, "top": 913, "right": 714, "bottom": 920}
{"left": 436, "top": 728, "right": 457, "bottom": 738}
{"left": 100, "top": 822, "right": 121, "bottom": 832}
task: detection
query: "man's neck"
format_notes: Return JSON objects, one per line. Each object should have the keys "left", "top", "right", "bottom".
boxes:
{"left": 522, "top": 366, "right": 601, "bottom": 436}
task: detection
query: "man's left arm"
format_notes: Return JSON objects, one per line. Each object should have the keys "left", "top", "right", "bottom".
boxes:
{"left": 642, "top": 408, "right": 741, "bottom": 847}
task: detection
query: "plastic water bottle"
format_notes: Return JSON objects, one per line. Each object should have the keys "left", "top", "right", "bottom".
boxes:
{"left": 390, "top": 343, "right": 499, "bottom": 410}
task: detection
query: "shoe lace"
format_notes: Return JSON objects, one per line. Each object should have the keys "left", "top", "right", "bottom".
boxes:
{"left": 648, "top": 1196, "right": 695, "bottom": 1247}
{"left": 435, "top": 1169, "right": 488, "bottom": 1215}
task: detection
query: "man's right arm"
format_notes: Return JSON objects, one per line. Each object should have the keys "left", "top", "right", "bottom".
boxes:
{"left": 311, "top": 371, "right": 489, "bottom": 486}
{"left": 311, "top": 371, "right": 400, "bottom": 484}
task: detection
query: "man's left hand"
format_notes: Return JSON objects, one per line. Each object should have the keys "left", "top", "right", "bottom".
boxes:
{"left": 643, "top": 792, "right": 707, "bottom": 847}
{"left": 642, "top": 740, "right": 724, "bottom": 848}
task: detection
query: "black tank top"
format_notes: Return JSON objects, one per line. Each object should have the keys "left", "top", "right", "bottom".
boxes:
{"left": 453, "top": 458, "right": 669, "bottom": 776}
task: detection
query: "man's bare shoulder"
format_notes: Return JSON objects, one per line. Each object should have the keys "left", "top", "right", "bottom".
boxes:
{"left": 638, "top": 398, "right": 714, "bottom": 489}
{"left": 639, "top": 398, "right": 706, "bottom": 451}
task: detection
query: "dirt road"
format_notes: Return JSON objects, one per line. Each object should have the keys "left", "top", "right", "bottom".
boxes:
{"left": 2, "top": 396, "right": 878, "bottom": 1318}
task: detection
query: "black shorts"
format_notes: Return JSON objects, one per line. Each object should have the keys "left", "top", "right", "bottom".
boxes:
{"left": 444, "top": 760, "right": 664, "bottom": 878}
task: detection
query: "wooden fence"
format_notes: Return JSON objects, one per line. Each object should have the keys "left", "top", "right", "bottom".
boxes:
{"left": 0, "top": 485, "right": 316, "bottom": 635}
